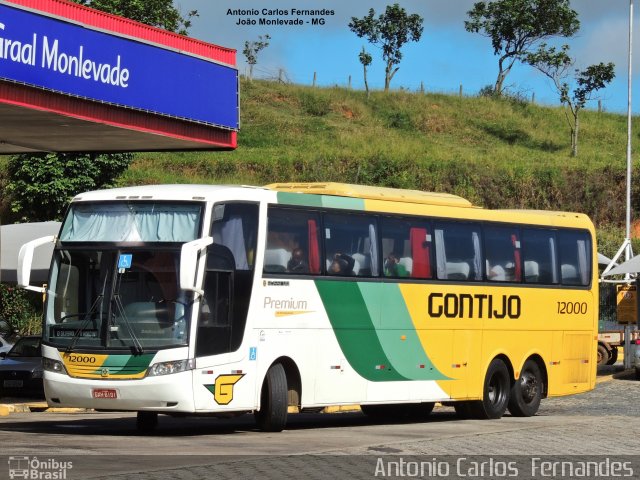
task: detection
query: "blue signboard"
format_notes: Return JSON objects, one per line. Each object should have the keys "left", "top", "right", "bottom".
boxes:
{"left": 117, "top": 254, "right": 133, "bottom": 269}
{"left": 0, "top": 3, "right": 238, "bottom": 130}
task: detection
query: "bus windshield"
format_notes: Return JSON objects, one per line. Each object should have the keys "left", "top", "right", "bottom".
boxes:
{"left": 45, "top": 248, "right": 194, "bottom": 351}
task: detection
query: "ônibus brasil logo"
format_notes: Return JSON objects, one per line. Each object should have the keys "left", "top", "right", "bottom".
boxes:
{"left": 8, "top": 456, "right": 73, "bottom": 479}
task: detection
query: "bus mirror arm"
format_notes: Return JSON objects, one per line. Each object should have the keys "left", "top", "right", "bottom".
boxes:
{"left": 180, "top": 236, "right": 214, "bottom": 296}
{"left": 18, "top": 235, "right": 56, "bottom": 293}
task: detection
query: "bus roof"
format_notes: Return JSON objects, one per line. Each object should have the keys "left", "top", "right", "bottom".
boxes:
{"left": 68, "top": 183, "right": 593, "bottom": 230}
{"left": 265, "top": 182, "right": 474, "bottom": 208}
{"left": 71, "top": 184, "right": 264, "bottom": 202}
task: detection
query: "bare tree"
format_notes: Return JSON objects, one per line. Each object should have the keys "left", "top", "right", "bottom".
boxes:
{"left": 525, "top": 44, "right": 615, "bottom": 156}
{"left": 243, "top": 34, "right": 271, "bottom": 81}
{"left": 359, "top": 46, "right": 372, "bottom": 98}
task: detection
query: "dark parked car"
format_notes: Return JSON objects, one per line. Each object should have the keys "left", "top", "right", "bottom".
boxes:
{"left": 0, "top": 336, "right": 43, "bottom": 399}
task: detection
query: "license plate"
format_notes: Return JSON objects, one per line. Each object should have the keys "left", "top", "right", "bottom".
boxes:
{"left": 92, "top": 389, "right": 117, "bottom": 399}
{"left": 3, "top": 380, "right": 23, "bottom": 388}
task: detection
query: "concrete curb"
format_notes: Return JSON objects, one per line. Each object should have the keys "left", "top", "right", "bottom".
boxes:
{"left": 320, "top": 402, "right": 446, "bottom": 414}
{"left": 0, "top": 402, "right": 90, "bottom": 415}
{"left": 322, "top": 405, "right": 360, "bottom": 414}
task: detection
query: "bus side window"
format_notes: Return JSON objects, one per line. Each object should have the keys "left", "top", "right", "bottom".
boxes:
{"left": 324, "top": 213, "right": 378, "bottom": 277}
{"left": 484, "top": 226, "right": 522, "bottom": 282}
{"left": 558, "top": 230, "right": 591, "bottom": 286}
{"left": 434, "top": 222, "right": 483, "bottom": 281}
{"left": 522, "top": 229, "right": 558, "bottom": 284}
{"left": 212, "top": 203, "right": 259, "bottom": 271}
{"left": 264, "top": 207, "right": 321, "bottom": 275}
{"left": 380, "top": 217, "right": 433, "bottom": 279}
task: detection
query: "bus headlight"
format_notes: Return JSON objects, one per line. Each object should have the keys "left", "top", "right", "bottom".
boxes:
{"left": 147, "top": 359, "right": 195, "bottom": 377}
{"left": 43, "top": 357, "right": 67, "bottom": 375}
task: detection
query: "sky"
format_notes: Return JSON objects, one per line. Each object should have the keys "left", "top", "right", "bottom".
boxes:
{"left": 175, "top": 0, "right": 638, "bottom": 114}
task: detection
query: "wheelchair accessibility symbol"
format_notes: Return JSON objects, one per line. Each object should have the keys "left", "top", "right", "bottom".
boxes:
{"left": 117, "top": 254, "right": 132, "bottom": 269}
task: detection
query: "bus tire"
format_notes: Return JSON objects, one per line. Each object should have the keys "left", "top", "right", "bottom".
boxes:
{"left": 597, "top": 344, "right": 609, "bottom": 366}
{"left": 136, "top": 411, "right": 158, "bottom": 433}
{"left": 508, "top": 359, "right": 542, "bottom": 417}
{"left": 470, "top": 358, "right": 510, "bottom": 420}
{"left": 635, "top": 367, "right": 640, "bottom": 380}
{"left": 606, "top": 347, "right": 618, "bottom": 365}
{"left": 255, "top": 363, "right": 288, "bottom": 432}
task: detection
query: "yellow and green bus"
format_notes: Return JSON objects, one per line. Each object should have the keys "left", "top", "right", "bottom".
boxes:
{"left": 18, "top": 182, "right": 598, "bottom": 432}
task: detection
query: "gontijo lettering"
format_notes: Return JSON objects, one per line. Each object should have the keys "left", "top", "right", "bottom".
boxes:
{"left": 428, "top": 293, "right": 521, "bottom": 319}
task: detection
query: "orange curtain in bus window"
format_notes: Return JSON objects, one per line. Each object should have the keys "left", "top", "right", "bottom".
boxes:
{"left": 410, "top": 227, "right": 431, "bottom": 278}
{"left": 308, "top": 219, "right": 320, "bottom": 274}
{"left": 511, "top": 234, "right": 522, "bottom": 281}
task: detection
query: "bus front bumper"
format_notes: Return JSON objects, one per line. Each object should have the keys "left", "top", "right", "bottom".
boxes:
{"left": 43, "top": 370, "right": 196, "bottom": 412}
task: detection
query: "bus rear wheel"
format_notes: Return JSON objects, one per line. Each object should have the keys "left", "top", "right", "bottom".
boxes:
{"left": 508, "top": 359, "right": 542, "bottom": 417}
{"left": 470, "top": 358, "right": 510, "bottom": 420}
{"left": 255, "top": 363, "right": 288, "bottom": 432}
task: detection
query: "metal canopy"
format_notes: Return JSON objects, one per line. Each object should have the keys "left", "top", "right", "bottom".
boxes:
{"left": 0, "top": 101, "right": 225, "bottom": 153}
{"left": 601, "top": 253, "right": 640, "bottom": 276}
{"left": 598, "top": 253, "right": 616, "bottom": 266}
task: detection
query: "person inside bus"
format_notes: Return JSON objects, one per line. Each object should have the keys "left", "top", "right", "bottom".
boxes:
{"left": 329, "top": 253, "right": 354, "bottom": 276}
{"left": 287, "top": 247, "right": 309, "bottom": 273}
{"left": 384, "top": 252, "right": 408, "bottom": 277}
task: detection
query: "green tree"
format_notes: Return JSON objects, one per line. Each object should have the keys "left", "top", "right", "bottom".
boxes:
{"left": 525, "top": 44, "right": 615, "bottom": 157}
{"left": 349, "top": 4, "right": 424, "bottom": 92}
{"left": 0, "top": 285, "right": 40, "bottom": 335}
{"left": 8, "top": 153, "right": 133, "bottom": 221}
{"left": 359, "top": 46, "right": 373, "bottom": 98}
{"left": 7, "top": 1, "right": 197, "bottom": 222}
{"left": 75, "top": 0, "right": 197, "bottom": 34}
{"left": 243, "top": 34, "right": 271, "bottom": 81}
{"left": 465, "top": 0, "right": 579, "bottom": 95}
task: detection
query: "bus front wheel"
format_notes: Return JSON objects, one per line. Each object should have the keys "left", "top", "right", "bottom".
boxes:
{"left": 508, "top": 359, "right": 542, "bottom": 417}
{"left": 255, "top": 363, "right": 288, "bottom": 432}
{"left": 470, "top": 358, "right": 510, "bottom": 420}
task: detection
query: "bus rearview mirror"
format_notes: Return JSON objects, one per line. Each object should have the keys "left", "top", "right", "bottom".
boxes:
{"left": 17, "top": 235, "right": 56, "bottom": 293}
{"left": 180, "top": 236, "right": 213, "bottom": 295}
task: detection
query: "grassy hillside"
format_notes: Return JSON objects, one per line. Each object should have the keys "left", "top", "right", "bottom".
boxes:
{"left": 5, "top": 78, "right": 640, "bottom": 256}
{"left": 130, "top": 80, "right": 636, "bottom": 221}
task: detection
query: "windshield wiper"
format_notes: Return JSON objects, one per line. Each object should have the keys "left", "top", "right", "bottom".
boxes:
{"left": 111, "top": 294, "right": 144, "bottom": 355}
{"left": 66, "top": 294, "right": 104, "bottom": 354}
